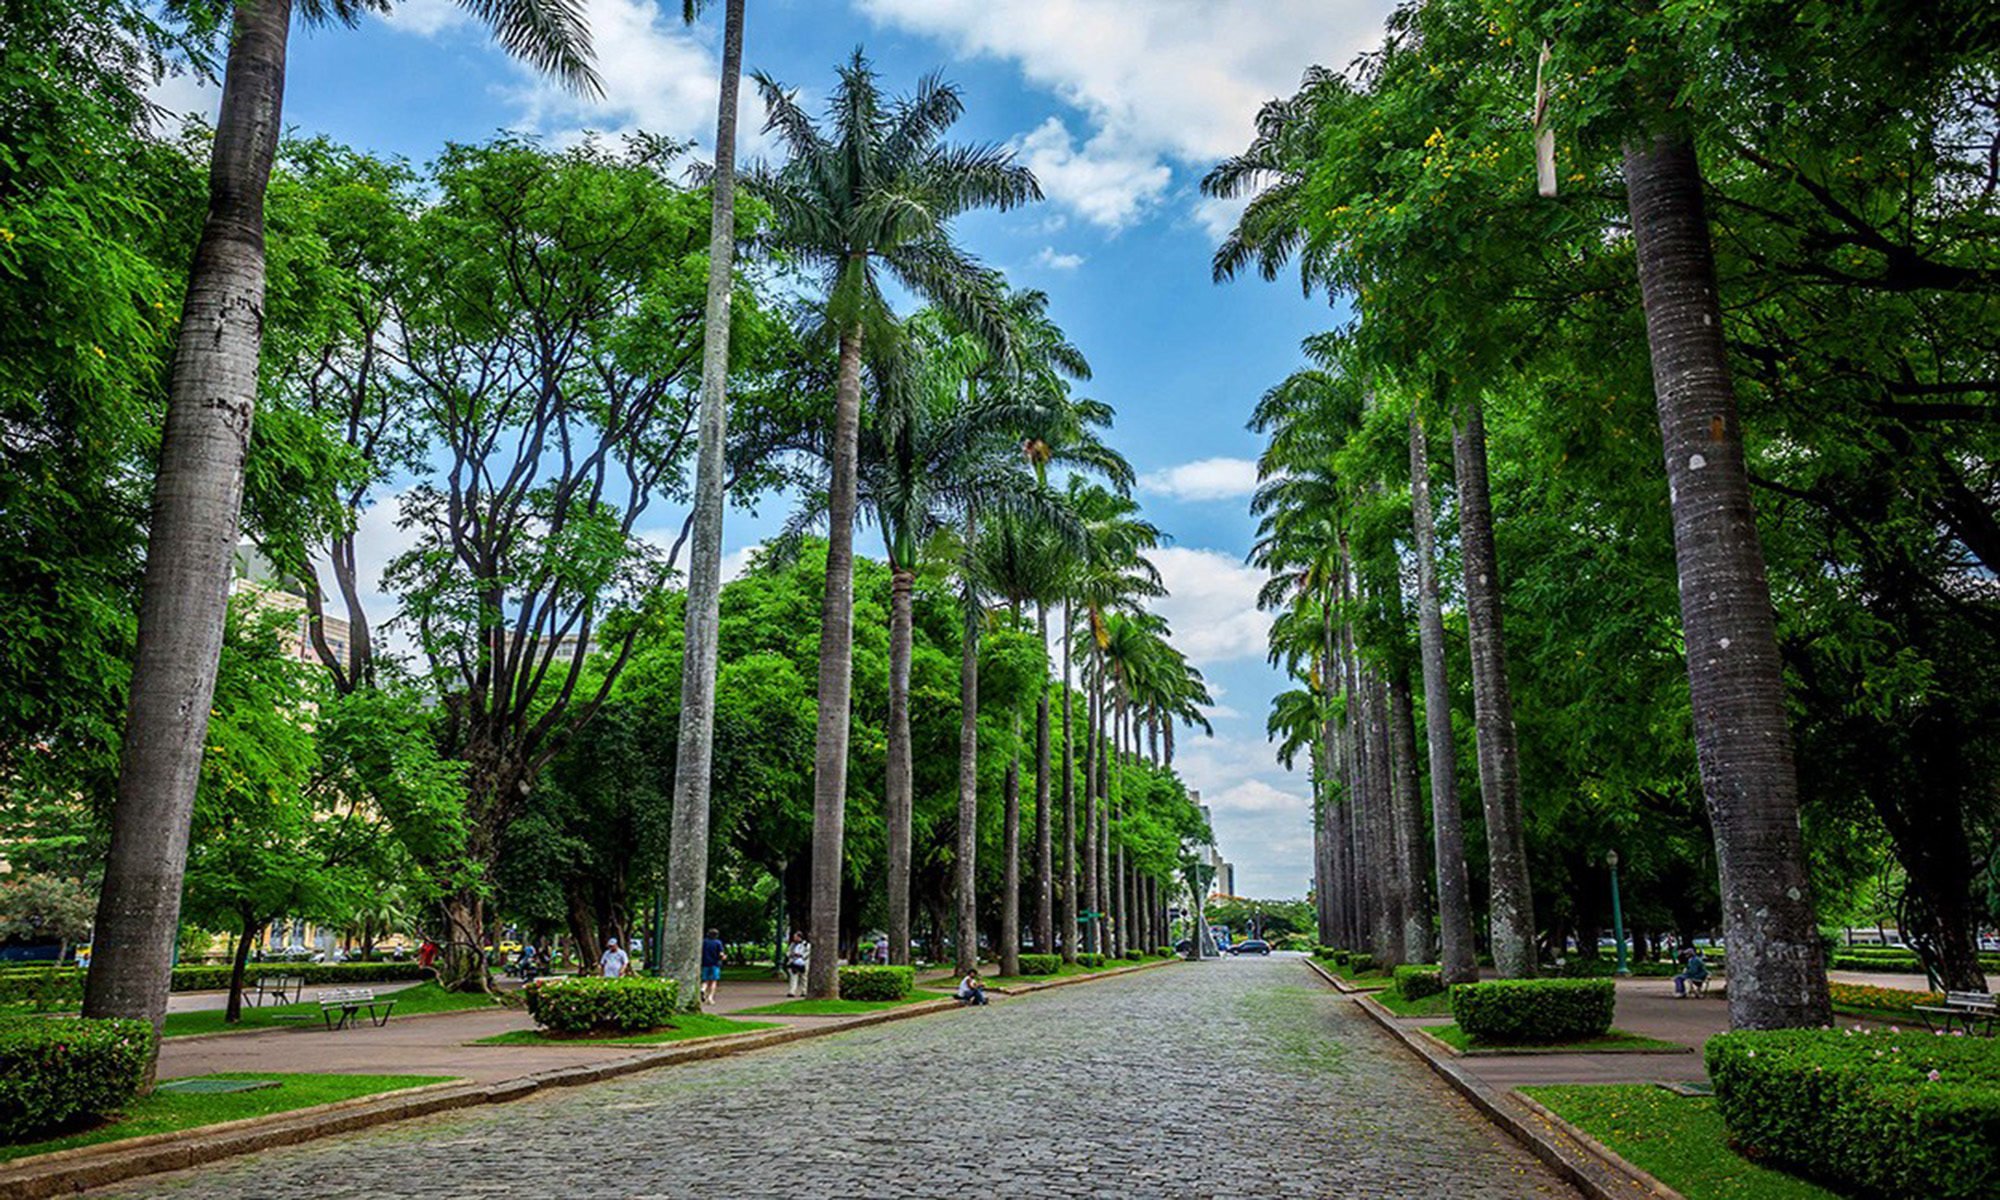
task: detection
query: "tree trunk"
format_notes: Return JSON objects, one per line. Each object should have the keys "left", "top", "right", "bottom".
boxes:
{"left": 224, "top": 913, "right": 259, "bottom": 1025}
{"left": 1001, "top": 705, "right": 1022, "bottom": 977}
{"left": 1388, "top": 669, "right": 1431, "bottom": 963}
{"left": 1452, "top": 401, "right": 1537, "bottom": 978}
{"left": 1623, "top": 133, "right": 1828, "bottom": 1028}
{"left": 438, "top": 890, "right": 491, "bottom": 991}
{"left": 1409, "top": 410, "right": 1478, "bottom": 984}
{"left": 1083, "top": 666, "right": 1101, "bottom": 954}
{"left": 1061, "top": 603, "right": 1078, "bottom": 962}
{"left": 661, "top": 0, "right": 746, "bottom": 1009}
{"left": 1365, "top": 672, "right": 1406, "bottom": 966}
{"left": 953, "top": 502, "right": 981, "bottom": 976}
{"left": 806, "top": 322, "right": 865, "bottom": 999}
{"left": 885, "top": 566, "right": 915, "bottom": 965}
{"left": 82, "top": 0, "right": 293, "bottom": 1065}
{"left": 1034, "top": 604, "right": 1054, "bottom": 956}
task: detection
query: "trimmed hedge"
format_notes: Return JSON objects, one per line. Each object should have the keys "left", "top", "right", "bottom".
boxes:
{"left": 1015, "top": 954, "right": 1060, "bottom": 977}
{"left": 837, "top": 965, "right": 913, "bottom": 1001}
{"left": 1449, "top": 979, "right": 1615, "bottom": 1044}
{"left": 1122, "top": 949, "right": 1145, "bottom": 961}
{"left": 1708, "top": 1028, "right": 2000, "bottom": 1199}
{"left": 0, "top": 1017, "right": 154, "bottom": 1141}
{"left": 1393, "top": 965, "right": 1444, "bottom": 1000}
{"left": 0, "top": 968, "right": 85, "bottom": 1010}
{"left": 1154, "top": 946, "right": 1174, "bottom": 958}
{"left": 524, "top": 976, "right": 677, "bottom": 1033}
{"left": 167, "top": 962, "right": 431, "bottom": 990}
{"left": 1076, "top": 953, "right": 1106, "bottom": 968}
{"left": 1348, "top": 953, "right": 1378, "bottom": 976}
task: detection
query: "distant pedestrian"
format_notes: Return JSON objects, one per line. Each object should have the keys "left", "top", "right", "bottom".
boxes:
{"left": 601, "top": 937, "right": 630, "bottom": 979}
{"left": 955, "top": 970, "right": 987, "bottom": 1007}
{"left": 1673, "top": 947, "right": 1708, "bottom": 997}
{"left": 417, "top": 939, "right": 437, "bottom": 970}
{"left": 874, "top": 935, "right": 889, "bottom": 965}
{"left": 701, "top": 929, "right": 726, "bottom": 1005}
{"left": 785, "top": 932, "right": 811, "bottom": 997}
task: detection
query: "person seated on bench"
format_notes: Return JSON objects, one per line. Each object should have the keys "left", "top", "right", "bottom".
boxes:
{"left": 1673, "top": 948, "right": 1709, "bottom": 997}
{"left": 955, "top": 970, "right": 988, "bottom": 1007}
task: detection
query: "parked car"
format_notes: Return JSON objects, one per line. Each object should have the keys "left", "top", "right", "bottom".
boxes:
{"left": 1230, "top": 939, "right": 1271, "bottom": 956}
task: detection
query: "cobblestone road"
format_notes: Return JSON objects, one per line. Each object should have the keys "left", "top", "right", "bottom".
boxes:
{"left": 107, "top": 956, "right": 1571, "bottom": 1199}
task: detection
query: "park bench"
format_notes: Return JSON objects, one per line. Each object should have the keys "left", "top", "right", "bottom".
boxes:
{"left": 1914, "top": 991, "right": 1997, "bottom": 1037}
{"left": 319, "top": 987, "right": 396, "bottom": 1030}
{"left": 249, "top": 973, "right": 304, "bottom": 1007}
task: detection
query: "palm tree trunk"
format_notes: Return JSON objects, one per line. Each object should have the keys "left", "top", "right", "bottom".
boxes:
{"left": 1002, "top": 708, "right": 1022, "bottom": 977}
{"left": 953, "top": 501, "right": 981, "bottom": 976}
{"left": 1061, "top": 603, "right": 1078, "bottom": 962}
{"left": 805, "top": 322, "right": 865, "bottom": 999}
{"left": 663, "top": 0, "right": 746, "bottom": 1005}
{"left": 1082, "top": 667, "right": 1100, "bottom": 955}
{"left": 1388, "top": 669, "right": 1431, "bottom": 962}
{"left": 1365, "top": 672, "right": 1406, "bottom": 965}
{"left": 885, "top": 565, "right": 915, "bottom": 965}
{"left": 1623, "top": 132, "right": 1828, "bottom": 1029}
{"left": 1096, "top": 678, "right": 1112, "bottom": 955}
{"left": 1409, "top": 410, "right": 1478, "bottom": 984}
{"left": 1034, "top": 603, "right": 1054, "bottom": 956}
{"left": 83, "top": 0, "right": 293, "bottom": 1060}
{"left": 1453, "top": 401, "right": 1538, "bottom": 978}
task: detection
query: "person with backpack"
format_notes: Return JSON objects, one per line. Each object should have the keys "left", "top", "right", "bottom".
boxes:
{"left": 784, "top": 932, "right": 810, "bottom": 997}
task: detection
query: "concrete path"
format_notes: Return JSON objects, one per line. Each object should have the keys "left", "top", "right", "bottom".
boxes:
{"left": 106, "top": 955, "right": 1572, "bottom": 1199}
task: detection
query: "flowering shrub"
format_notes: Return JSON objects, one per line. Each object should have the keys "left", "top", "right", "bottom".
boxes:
{"left": 1450, "top": 979, "right": 1615, "bottom": 1044}
{"left": 837, "top": 966, "right": 913, "bottom": 1001}
{"left": 0, "top": 1017, "right": 154, "bottom": 1141}
{"left": 1707, "top": 1028, "right": 2000, "bottom": 1199}
{"left": 523, "top": 977, "right": 677, "bottom": 1033}
{"left": 1828, "top": 981, "right": 1943, "bottom": 1015}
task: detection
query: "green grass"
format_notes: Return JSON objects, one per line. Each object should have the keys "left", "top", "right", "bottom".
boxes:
{"left": 473, "top": 1012, "right": 777, "bottom": 1045}
{"left": 1426, "top": 1024, "right": 1687, "bottom": 1053}
{"left": 1309, "top": 957, "right": 1392, "bottom": 990}
{"left": 733, "top": 992, "right": 944, "bottom": 1016}
{"left": 0, "top": 1073, "right": 453, "bottom": 1163}
{"left": 1370, "top": 988, "right": 1451, "bottom": 1017}
{"left": 1523, "top": 1085, "right": 1840, "bottom": 1199}
{"left": 161, "top": 981, "right": 501, "bottom": 1037}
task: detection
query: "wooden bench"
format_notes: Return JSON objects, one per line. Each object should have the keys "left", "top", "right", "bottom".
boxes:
{"left": 319, "top": 988, "right": 396, "bottom": 1030}
{"left": 1915, "top": 991, "right": 1997, "bottom": 1036}
{"left": 249, "top": 974, "right": 304, "bottom": 1007}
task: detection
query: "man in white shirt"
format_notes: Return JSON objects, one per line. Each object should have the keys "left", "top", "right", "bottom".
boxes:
{"left": 600, "top": 937, "right": 630, "bottom": 979}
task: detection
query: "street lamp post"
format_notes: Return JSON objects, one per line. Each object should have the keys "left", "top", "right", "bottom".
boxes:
{"left": 1607, "top": 849, "right": 1630, "bottom": 977}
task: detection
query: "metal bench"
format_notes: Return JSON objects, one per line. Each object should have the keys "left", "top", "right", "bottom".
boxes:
{"left": 1915, "top": 991, "right": 1997, "bottom": 1036}
{"left": 319, "top": 987, "right": 396, "bottom": 1030}
{"left": 250, "top": 974, "right": 304, "bottom": 1007}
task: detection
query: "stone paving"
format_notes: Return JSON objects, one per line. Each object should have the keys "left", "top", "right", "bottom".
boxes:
{"left": 105, "top": 955, "right": 1572, "bottom": 1199}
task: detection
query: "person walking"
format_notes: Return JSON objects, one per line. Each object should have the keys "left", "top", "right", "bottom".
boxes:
{"left": 700, "top": 929, "right": 726, "bottom": 1006}
{"left": 784, "top": 931, "right": 810, "bottom": 997}
{"left": 600, "top": 937, "right": 630, "bottom": 979}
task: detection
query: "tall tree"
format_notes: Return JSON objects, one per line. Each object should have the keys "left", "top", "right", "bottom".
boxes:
{"left": 748, "top": 55, "right": 1038, "bottom": 994}
{"left": 84, "top": 0, "right": 597, "bottom": 1046}
{"left": 663, "top": 0, "right": 747, "bottom": 1008}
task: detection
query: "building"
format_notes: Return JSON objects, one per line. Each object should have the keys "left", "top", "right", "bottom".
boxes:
{"left": 1191, "top": 795, "right": 1235, "bottom": 900}
{"left": 231, "top": 545, "right": 351, "bottom": 669}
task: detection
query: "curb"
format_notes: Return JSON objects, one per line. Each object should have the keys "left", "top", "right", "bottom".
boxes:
{"left": 1, "top": 958, "right": 1168, "bottom": 1198}
{"left": 1303, "top": 961, "right": 1665, "bottom": 1200}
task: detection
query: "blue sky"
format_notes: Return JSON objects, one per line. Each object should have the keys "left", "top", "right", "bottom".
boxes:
{"left": 162, "top": 0, "right": 1395, "bottom": 898}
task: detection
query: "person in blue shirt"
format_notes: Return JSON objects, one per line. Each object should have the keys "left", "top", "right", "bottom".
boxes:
{"left": 1674, "top": 947, "right": 1709, "bottom": 997}
{"left": 700, "top": 929, "right": 726, "bottom": 1006}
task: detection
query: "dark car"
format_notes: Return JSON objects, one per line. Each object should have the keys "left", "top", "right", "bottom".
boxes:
{"left": 1229, "top": 939, "right": 1271, "bottom": 956}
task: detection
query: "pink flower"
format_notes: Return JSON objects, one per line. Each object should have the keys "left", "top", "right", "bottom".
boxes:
{"left": 1890, "top": 1026, "right": 1901, "bottom": 1034}
{"left": 1927, "top": 1069, "right": 1942, "bottom": 1082}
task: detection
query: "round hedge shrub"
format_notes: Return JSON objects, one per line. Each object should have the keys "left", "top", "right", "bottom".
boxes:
{"left": 1076, "top": 953, "right": 1106, "bottom": 968}
{"left": 524, "top": 976, "right": 677, "bottom": 1033}
{"left": 0, "top": 1017, "right": 154, "bottom": 1141}
{"left": 1154, "top": 946, "right": 1174, "bottom": 958}
{"left": 1448, "top": 979, "right": 1614, "bottom": 1044}
{"left": 1393, "top": 965, "right": 1444, "bottom": 1000}
{"left": 1708, "top": 1028, "right": 2000, "bottom": 1199}
{"left": 1014, "top": 954, "right": 1060, "bottom": 977}
{"left": 837, "top": 965, "right": 913, "bottom": 1001}
{"left": 1122, "top": 949, "right": 1145, "bottom": 961}
{"left": 1348, "top": 953, "right": 1378, "bottom": 976}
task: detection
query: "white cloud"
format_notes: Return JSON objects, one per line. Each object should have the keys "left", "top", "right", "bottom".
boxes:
{"left": 1012, "top": 117, "right": 1171, "bottom": 230}
{"left": 145, "top": 68, "right": 219, "bottom": 130}
{"left": 857, "top": 0, "right": 1393, "bottom": 228}
{"left": 1149, "top": 546, "right": 1269, "bottom": 665}
{"left": 1032, "top": 246, "right": 1085, "bottom": 271}
{"left": 1138, "top": 457, "right": 1260, "bottom": 502}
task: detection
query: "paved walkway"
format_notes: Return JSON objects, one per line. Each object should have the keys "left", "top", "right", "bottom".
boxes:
{"left": 108, "top": 955, "right": 1572, "bottom": 1199}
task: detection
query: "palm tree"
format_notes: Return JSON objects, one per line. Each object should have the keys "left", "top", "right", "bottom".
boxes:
{"left": 663, "top": 0, "right": 747, "bottom": 1008}
{"left": 747, "top": 54, "right": 1038, "bottom": 997}
{"left": 1408, "top": 406, "right": 1478, "bottom": 984}
{"left": 83, "top": 0, "right": 598, "bottom": 1051}
{"left": 1622, "top": 132, "right": 1828, "bottom": 1027}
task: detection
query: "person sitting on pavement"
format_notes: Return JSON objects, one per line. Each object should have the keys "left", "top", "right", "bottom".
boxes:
{"left": 1673, "top": 947, "right": 1708, "bottom": 997}
{"left": 955, "top": 970, "right": 988, "bottom": 1006}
